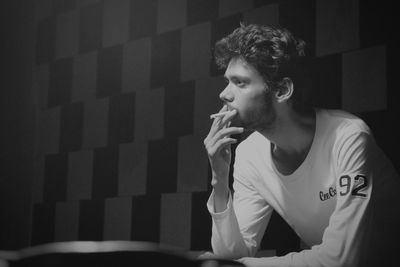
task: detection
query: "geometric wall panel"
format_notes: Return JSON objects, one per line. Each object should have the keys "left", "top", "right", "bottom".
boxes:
{"left": 186, "top": 0, "right": 218, "bottom": 26}
{"left": 53, "top": 0, "right": 76, "bottom": 14}
{"left": 122, "top": 38, "right": 151, "bottom": 92}
{"left": 78, "top": 199, "right": 104, "bottom": 241}
{"left": 134, "top": 88, "right": 165, "bottom": 140}
{"left": 72, "top": 51, "right": 97, "bottom": 102}
{"left": 48, "top": 57, "right": 73, "bottom": 107}
{"left": 131, "top": 195, "right": 160, "bottom": 242}
{"left": 118, "top": 141, "right": 147, "bottom": 196}
{"left": 35, "top": 0, "right": 52, "bottom": 21}
{"left": 31, "top": 157, "right": 46, "bottom": 203}
{"left": 157, "top": 0, "right": 186, "bottom": 34}
{"left": 103, "top": 196, "right": 132, "bottom": 240}
{"left": 36, "top": 16, "right": 56, "bottom": 64}
{"left": 55, "top": 10, "right": 79, "bottom": 59}
{"left": 181, "top": 22, "right": 211, "bottom": 82}
{"left": 35, "top": 107, "right": 61, "bottom": 155}
{"left": 32, "top": 65, "right": 49, "bottom": 110}
{"left": 306, "top": 54, "right": 342, "bottom": 109}
{"left": 359, "top": 0, "right": 392, "bottom": 48}
{"left": 193, "top": 76, "right": 226, "bottom": 138}
{"left": 243, "top": 4, "right": 279, "bottom": 26}
{"left": 102, "top": 0, "right": 129, "bottom": 48}
{"left": 316, "top": 0, "right": 359, "bottom": 56}
{"left": 54, "top": 201, "right": 80, "bottom": 241}
{"left": 108, "top": 93, "right": 135, "bottom": 145}
{"left": 151, "top": 30, "right": 181, "bottom": 88}
{"left": 59, "top": 102, "right": 83, "bottom": 152}
{"left": 96, "top": 45, "right": 123, "bottom": 98}
{"left": 177, "top": 135, "right": 208, "bottom": 192}
{"left": 79, "top": 2, "right": 103, "bottom": 53}
{"left": 342, "top": 45, "right": 387, "bottom": 113}
{"left": 164, "top": 81, "right": 195, "bottom": 138}
{"left": 78, "top": 0, "right": 101, "bottom": 8}
{"left": 147, "top": 138, "right": 178, "bottom": 195}
{"left": 219, "top": 0, "right": 253, "bottom": 18}
{"left": 82, "top": 97, "right": 108, "bottom": 149}
{"left": 129, "top": 0, "right": 157, "bottom": 40}
{"left": 190, "top": 192, "right": 212, "bottom": 251}
{"left": 43, "top": 153, "right": 68, "bottom": 202}
{"left": 67, "top": 150, "right": 93, "bottom": 200}
{"left": 31, "top": 203, "right": 55, "bottom": 245}
{"left": 92, "top": 146, "right": 119, "bottom": 199}
{"left": 160, "top": 193, "right": 192, "bottom": 249}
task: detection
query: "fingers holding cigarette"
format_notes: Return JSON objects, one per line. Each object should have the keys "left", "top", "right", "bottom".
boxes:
{"left": 210, "top": 111, "right": 230, "bottom": 119}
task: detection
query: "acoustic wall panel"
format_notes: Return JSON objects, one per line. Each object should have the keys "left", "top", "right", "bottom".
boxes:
{"left": 186, "top": 0, "right": 218, "bottom": 26}
{"left": 82, "top": 97, "right": 108, "bottom": 149}
{"left": 129, "top": 0, "right": 157, "bottom": 40}
{"left": 157, "top": 0, "right": 187, "bottom": 34}
{"left": 96, "top": 45, "right": 123, "bottom": 98}
{"left": 54, "top": 201, "right": 80, "bottom": 241}
{"left": 72, "top": 51, "right": 97, "bottom": 102}
{"left": 103, "top": 196, "right": 132, "bottom": 240}
{"left": 36, "top": 16, "right": 56, "bottom": 64}
{"left": 55, "top": 10, "right": 79, "bottom": 59}
{"left": 181, "top": 22, "right": 211, "bottom": 82}
{"left": 102, "top": 0, "right": 130, "bottom": 48}
{"left": 59, "top": 102, "right": 84, "bottom": 152}
{"left": 122, "top": 38, "right": 152, "bottom": 92}
{"left": 35, "top": 0, "right": 53, "bottom": 21}
{"left": 193, "top": 76, "right": 226, "bottom": 138}
{"left": 48, "top": 57, "right": 73, "bottom": 107}
{"left": 177, "top": 135, "right": 208, "bottom": 192}
{"left": 160, "top": 193, "right": 192, "bottom": 249}
{"left": 134, "top": 87, "right": 165, "bottom": 140}
{"left": 67, "top": 150, "right": 93, "bottom": 200}
{"left": 316, "top": 0, "right": 359, "bottom": 56}
{"left": 35, "top": 107, "right": 60, "bottom": 155}
{"left": 79, "top": 2, "right": 103, "bottom": 53}
{"left": 53, "top": 0, "right": 76, "bottom": 14}
{"left": 118, "top": 141, "right": 148, "bottom": 196}
{"left": 32, "top": 65, "right": 50, "bottom": 110}
{"left": 243, "top": 4, "right": 279, "bottom": 26}
{"left": 219, "top": 0, "right": 253, "bottom": 18}
{"left": 342, "top": 45, "right": 387, "bottom": 113}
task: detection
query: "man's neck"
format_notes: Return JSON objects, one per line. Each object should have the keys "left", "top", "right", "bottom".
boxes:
{"left": 259, "top": 107, "right": 316, "bottom": 158}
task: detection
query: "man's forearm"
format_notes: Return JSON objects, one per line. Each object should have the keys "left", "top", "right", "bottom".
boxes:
{"left": 212, "top": 176, "right": 230, "bottom": 213}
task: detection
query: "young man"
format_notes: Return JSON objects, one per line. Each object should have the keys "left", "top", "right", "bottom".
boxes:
{"left": 203, "top": 23, "right": 400, "bottom": 267}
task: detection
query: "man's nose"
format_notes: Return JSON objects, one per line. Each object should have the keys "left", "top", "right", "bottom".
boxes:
{"left": 219, "top": 85, "right": 233, "bottom": 102}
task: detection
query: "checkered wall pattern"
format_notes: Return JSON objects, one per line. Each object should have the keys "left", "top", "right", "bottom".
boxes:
{"left": 30, "top": 0, "right": 397, "bottom": 256}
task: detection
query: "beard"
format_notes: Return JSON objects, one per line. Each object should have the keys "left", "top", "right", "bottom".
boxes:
{"left": 230, "top": 91, "right": 276, "bottom": 132}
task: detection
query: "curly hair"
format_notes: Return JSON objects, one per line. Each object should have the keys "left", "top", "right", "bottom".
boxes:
{"left": 214, "top": 23, "right": 307, "bottom": 107}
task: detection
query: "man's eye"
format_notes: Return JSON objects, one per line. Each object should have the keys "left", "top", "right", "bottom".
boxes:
{"left": 235, "top": 80, "right": 245, "bottom": 87}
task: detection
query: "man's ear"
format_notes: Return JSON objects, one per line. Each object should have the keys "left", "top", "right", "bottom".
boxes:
{"left": 275, "top": 77, "right": 293, "bottom": 103}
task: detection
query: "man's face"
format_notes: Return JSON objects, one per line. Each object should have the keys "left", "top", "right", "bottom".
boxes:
{"left": 220, "top": 57, "right": 276, "bottom": 131}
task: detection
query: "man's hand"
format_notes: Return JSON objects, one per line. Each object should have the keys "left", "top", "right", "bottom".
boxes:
{"left": 203, "top": 106, "right": 244, "bottom": 191}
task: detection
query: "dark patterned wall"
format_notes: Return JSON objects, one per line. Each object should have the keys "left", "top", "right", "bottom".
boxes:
{"left": 30, "top": 0, "right": 397, "bottom": 256}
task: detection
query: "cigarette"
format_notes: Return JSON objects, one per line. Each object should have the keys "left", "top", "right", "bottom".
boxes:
{"left": 210, "top": 111, "right": 230, "bottom": 119}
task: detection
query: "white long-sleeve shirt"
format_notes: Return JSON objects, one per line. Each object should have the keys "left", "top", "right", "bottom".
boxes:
{"left": 207, "top": 109, "right": 400, "bottom": 267}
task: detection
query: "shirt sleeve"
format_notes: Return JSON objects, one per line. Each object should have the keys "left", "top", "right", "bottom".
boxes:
{"left": 207, "top": 144, "right": 273, "bottom": 259}
{"left": 240, "top": 129, "right": 376, "bottom": 267}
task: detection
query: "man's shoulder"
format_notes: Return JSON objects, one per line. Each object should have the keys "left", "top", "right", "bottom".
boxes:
{"left": 235, "top": 131, "right": 268, "bottom": 157}
{"left": 318, "top": 108, "right": 371, "bottom": 136}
